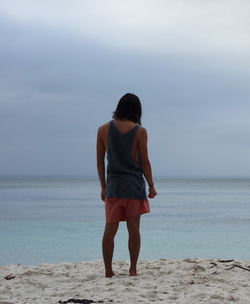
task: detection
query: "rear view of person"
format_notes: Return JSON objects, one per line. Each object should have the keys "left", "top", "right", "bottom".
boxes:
{"left": 96, "top": 93, "right": 157, "bottom": 277}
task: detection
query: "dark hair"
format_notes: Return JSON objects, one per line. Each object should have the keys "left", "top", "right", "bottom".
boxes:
{"left": 112, "top": 93, "right": 142, "bottom": 125}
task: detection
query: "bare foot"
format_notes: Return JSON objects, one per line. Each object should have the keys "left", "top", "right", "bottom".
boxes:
{"left": 105, "top": 271, "right": 115, "bottom": 278}
{"left": 129, "top": 269, "right": 137, "bottom": 276}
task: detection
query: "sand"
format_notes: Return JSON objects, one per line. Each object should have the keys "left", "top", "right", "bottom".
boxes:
{"left": 1, "top": 258, "right": 250, "bottom": 304}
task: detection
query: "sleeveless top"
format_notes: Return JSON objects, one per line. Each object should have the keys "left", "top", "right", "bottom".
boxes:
{"left": 105, "top": 119, "right": 147, "bottom": 199}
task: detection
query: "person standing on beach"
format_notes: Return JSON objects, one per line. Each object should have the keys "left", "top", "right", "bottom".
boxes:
{"left": 96, "top": 93, "right": 157, "bottom": 277}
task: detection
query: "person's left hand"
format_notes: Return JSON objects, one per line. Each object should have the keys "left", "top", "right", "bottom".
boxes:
{"left": 101, "top": 188, "right": 106, "bottom": 202}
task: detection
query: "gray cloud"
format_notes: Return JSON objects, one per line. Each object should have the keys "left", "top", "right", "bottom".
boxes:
{"left": 0, "top": 2, "right": 250, "bottom": 177}
{"left": 1, "top": 0, "right": 250, "bottom": 58}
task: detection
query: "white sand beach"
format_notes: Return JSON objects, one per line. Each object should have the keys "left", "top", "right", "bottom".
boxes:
{"left": 1, "top": 258, "right": 250, "bottom": 304}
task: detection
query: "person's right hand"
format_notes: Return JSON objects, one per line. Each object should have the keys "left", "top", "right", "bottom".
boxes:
{"left": 148, "top": 185, "right": 157, "bottom": 199}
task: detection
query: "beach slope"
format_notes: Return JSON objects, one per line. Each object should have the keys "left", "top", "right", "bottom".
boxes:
{"left": 1, "top": 258, "right": 250, "bottom": 303}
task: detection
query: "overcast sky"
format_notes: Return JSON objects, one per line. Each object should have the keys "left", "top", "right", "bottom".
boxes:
{"left": 0, "top": 0, "right": 250, "bottom": 177}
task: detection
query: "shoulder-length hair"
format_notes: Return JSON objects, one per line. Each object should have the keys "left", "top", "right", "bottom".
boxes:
{"left": 112, "top": 93, "right": 142, "bottom": 125}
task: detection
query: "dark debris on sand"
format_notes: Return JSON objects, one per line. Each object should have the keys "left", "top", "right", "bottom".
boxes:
{"left": 58, "top": 299, "right": 113, "bottom": 304}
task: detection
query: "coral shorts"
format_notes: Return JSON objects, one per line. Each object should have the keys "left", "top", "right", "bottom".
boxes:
{"left": 104, "top": 197, "right": 150, "bottom": 224}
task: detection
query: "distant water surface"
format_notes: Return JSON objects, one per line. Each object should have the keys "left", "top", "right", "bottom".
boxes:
{"left": 0, "top": 176, "right": 250, "bottom": 265}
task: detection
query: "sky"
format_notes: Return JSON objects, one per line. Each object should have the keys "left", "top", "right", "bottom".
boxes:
{"left": 0, "top": 0, "right": 250, "bottom": 177}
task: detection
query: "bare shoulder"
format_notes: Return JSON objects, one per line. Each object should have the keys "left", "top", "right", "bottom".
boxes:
{"left": 138, "top": 126, "right": 147, "bottom": 132}
{"left": 137, "top": 126, "right": 148, "bottom": 137}
{"left": 98, "top": 122, "right": 109, "bottom": 134}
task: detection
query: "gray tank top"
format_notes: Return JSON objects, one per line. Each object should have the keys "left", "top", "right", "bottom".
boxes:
{"left": 105, "top": 119, "right": 147, "bottom": 199}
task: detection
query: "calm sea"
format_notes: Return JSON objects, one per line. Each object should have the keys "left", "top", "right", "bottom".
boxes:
{"left": 0, "top": 176, "right": 250, "bottom": 265}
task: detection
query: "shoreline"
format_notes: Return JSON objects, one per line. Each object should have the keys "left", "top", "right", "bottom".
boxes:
{"left": 1, "top": 258, "right": 250, "bottom": 303}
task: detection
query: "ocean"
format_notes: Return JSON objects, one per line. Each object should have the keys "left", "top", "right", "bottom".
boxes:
{"left": 0, "top": 176, "right": 250, "bottom": 265}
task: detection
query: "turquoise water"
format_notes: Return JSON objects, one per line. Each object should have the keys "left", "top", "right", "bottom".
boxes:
{"left": 0, "top": 176, "right": 250, "bottom": 265}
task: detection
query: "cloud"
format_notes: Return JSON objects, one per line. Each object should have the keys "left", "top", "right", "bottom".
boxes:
{"left": 1, "top": 0, "right": 250, "bottom": 59}
{"left": 0, "top": 1, "right": 250, "bottom": 176}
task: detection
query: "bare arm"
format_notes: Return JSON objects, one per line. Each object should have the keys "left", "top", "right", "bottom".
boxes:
{"left": 137, "top": 127, "right": 154, "bottom": 186}
{"left": 96, "top": 127, "right": 106, "bottom": 190}
{"left": 137, "top": 127, "right": 157, "bottom": 198}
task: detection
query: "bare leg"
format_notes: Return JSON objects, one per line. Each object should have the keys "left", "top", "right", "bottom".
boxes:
{"left": 126, "top": 215, "right": 141, "bottom": 276}
{"left": 102, "top": 222, "right": 119, "bottom": 277}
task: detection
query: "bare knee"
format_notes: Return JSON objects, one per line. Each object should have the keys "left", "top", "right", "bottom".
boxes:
{"left": 103, "top": 223, "right": 119, "bottom": 238}
{"left": 127, "top": 216, "right": 140, "bottom": 236}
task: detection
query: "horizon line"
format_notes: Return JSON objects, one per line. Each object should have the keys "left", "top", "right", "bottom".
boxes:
{"left": 0, "top": 174, "right": 250, "bottom": 179}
